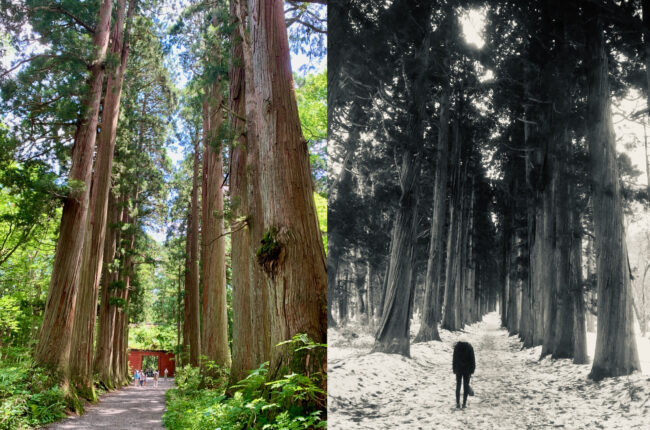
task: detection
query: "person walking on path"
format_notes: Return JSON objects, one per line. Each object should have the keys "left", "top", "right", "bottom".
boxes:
{"left": 453, "top": 341, "right": 476, "bottom": 409}
{"left": 164, "top": 368, "right": 168, "bottom": 381}
{"left": 134, "top": 370, "right": 140, "bottom": 387}
{"left": 153, "top": 370, "right": 159, "bottom": 387}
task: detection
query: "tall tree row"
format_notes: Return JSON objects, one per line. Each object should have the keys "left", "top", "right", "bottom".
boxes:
{"left": 168, "top": 0, "right": 327, "bottom": 392}
{"left": 0, "top": 0, "right": 177, "bottom": 404}
{"left": 70, "top": 0, "right": 136, "bottom": 400}
{"left": 330, "top": 0, "right": 644, "bottom": 381}
{"left": 34, "top": 0, "right": 114, "bottom": 383}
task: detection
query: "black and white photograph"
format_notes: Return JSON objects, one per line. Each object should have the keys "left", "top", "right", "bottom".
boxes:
{"left": 328, "top": 0, "right": 650, "bottom": 428}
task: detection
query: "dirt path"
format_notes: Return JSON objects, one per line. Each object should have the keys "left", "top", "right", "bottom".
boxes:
{"left": 45, "top": 378, "right": 173, "bottom": 429}
{"left": 328, "top": 313, "right": 650, "bottom": 429}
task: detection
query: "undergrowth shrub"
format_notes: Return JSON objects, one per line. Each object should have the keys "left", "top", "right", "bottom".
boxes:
{"left": 0, "top": 349, "right": 66, "bottom": 429}
{"left": 163, "top": 335, "right": 326, "bottom": 429}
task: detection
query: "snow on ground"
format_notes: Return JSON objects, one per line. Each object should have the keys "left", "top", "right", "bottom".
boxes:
{"left": 328, "top": 313, "right": 650, "bottom": 429}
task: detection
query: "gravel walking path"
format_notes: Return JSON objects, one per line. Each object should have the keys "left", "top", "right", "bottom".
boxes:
{"left": 45, "top": 378, "right": 174, "bottom": 429}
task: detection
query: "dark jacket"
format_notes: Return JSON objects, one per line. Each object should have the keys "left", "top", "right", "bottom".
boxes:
{"left": 453, "top": 341, "right": 475, "bottom": 375}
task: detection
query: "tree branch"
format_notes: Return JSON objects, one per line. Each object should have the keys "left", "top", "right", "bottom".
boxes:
{"left": 0, "top": 54, "right": 56, "bottom": 79}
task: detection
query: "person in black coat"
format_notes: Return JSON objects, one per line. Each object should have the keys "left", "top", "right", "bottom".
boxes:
{"left": 452, "top": 341, "right": 475, "bottom": 408}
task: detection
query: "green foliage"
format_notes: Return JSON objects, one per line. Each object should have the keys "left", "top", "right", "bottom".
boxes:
{"left": 164, "top": 336, "right": 326, "bottom": 430}
{"left": 314, "top": 192, "right": 327, "bottom": 253}
{"left": 0, "top": 357, "right": 66, "bottom": 429}
{"left": 174, "top": 365, "right": 203, "bottom": 394}
{"left": 109, "top": 279, "right": 126, "bottom": 290}
{"left": 0, "top": 125, "right": 61, "bottom": 278}
{"left": 0, "top": 296, "right": 19, "bottom": 339}
{"left": 296, "top": 71, "right": 327, "bottom": 197}
{"left": 0, "top": 291, "right": 47, "bottom": 353}
{"left": 128, "top": 324, "right": 177, "bottom": 351}
{"left": 295, "top": 71, "right": 326, "bottom": 144}
{"left": 256, "top": 227, "right": 282, "bottom": 272}
{"left": 108, "top": 297, "right": 127, "bottom": 308}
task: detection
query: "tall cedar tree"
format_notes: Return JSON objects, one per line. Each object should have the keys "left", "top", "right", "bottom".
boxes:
{"left": 583, "top": 1, "right": 641, "bottom": 380}
{"left": 230, "top": 0, "right": 270, "bottom": 384}
{"left": 35, "top": 0, "right": 113, "bottom": 383}
{"left": 70, "top": 0, "right": 135, "bottom": 400}
{"left": 243, "top": 0, "right": 327, "bottom": 379}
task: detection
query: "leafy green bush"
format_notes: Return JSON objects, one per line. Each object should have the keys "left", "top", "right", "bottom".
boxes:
{"left": 163, "top": 336, "right": 326, "bottom": 429}
{"left": 0, "top": 357, "right": 66, "bottom": 429}
{"left": 174, "top": 364, "right": 202, "bottom": 394}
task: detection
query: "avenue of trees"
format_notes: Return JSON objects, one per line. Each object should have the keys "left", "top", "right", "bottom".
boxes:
{"left": 329, "top": 0, "right": 649, "bottom": 380}
{"left": 0, "top": 0, "right": 327, "bottom": 424}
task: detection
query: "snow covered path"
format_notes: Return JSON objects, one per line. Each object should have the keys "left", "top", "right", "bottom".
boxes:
{"left": 328, "top": 313, "right": 650, "bottom": 429}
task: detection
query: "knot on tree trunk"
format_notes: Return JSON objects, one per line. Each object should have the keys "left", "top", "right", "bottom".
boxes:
{"left": 256, "top": 226, "right": 286, "bottom": 276}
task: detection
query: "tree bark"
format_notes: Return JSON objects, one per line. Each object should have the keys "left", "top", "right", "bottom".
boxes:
{"left": 507, "top": 232, "right": 520, "bottom": 335}
{"left": 35, "top": 0, "right": 113, "bottom": 382}
{"left": 229, "top": 0, "right": 270, "bottom": 384}
{"left": 176, "top": 264, "right": 182, "bottom": 367}
{"left": 201, "top": 86, "right": 231, "bottom": 368}
{"left": 540, "top": 164, "right": 557, "bottom": 357}
{"left": 111, "top": 196, "right": 136, "bottom": 386}
{"left": 229, "top": 0, "right": 254, "bottom": 384}
{"left": 328, "top": 130, "right": 358, "bottom": 329}
{"left": 584, "top": 2, "right": 641, "bottom": 380}
{"left": 245, "top": 0, "right": 327, "bottom": 380}
{"left": 571, "top": 206, "right": 588, "bottom": 364}
{"left": 442, "top": 119, "right": 463, "bottom": 331}
{"left": 372, "top": 1, "right": 432, "bottom": 352}
{"left": 354, "top": 248, "right": 368, "bottom": 324}
{"left": 551, "top": 154, "right": 574, "bottom": 358}
{"left": 415, "top": 85, "right": 450, "bottom": 343}
{"left": 373, "top": 151, "right": 420, "bottom": 356}
{"left": 183, "top": 136, "right": 201, "bottom": 367}
{"left": 70, "top": 0, "right": 133, "bottom": 400}
{"left": 94, "top": 191, "right": 121, "bottom": 389}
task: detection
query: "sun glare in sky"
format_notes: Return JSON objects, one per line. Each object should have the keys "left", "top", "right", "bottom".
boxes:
{"left": 460, "top": 8, "right": 486, "bottom": 49}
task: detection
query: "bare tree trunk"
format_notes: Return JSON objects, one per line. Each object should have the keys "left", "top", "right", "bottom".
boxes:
{"left": 328, "top": 143, "right": 357, "bottom": 329}
{"left": 457, "top": 172, "right": 472, "bottom": 328}
{"left": 552, "top": 152, "right": 574, "bottom": 358}
{"left": 112, "top": 199, "right": 135, "bottom": 386}
{"left": 540, "top": 167, "right": 556, "bottom": 358}
{"left": 551, "top": 80, "right": 574, "bottom": 357}
{"left": 176, "top": 264, "right": 182, "bottom": 367}
{"left": 584, "top": 2, "right": 640, "bottom": 380}
{"left": 373, "top": 152, "right": 420, "bottom": 356}
{"left": 377, "top": 260, "right": 390, "bottom": 320}
{"left": 339, "top": 271, "right": 349, "bottom": 324}
{"left": 71, "top": 0, "right": 134, "bottom": 399}
{"left": 507, "top": 233, "right": 520, "bottom": 335}
{"left": 201, "top": 88, "right": 231, "bottom": 368}
{"left": 230, "top": 0, "right": 270, "bottom": 384}
{"left": 94, "top": 191, "right": 121, "bottom": 389}
{"left": 571, "top": 207, "right": 588, "bottom": 364}
{"left": 415, "top": 85, "right": 450, "bottom": 343}
{"left": 354, "top": 248, "right": 368, "bottom": 324}
{"left": 183, "top": 135, "right": 201, "bottom": 367}
{"left": 244, "top": 0, "right": 327, "bottom": 380}
{"left": 229, "top": 0, "right": 254, "bottom": 382}
{"left": 442, "top": 119, "right": 462, "bottom": 331}
{"left": 35, "top": 0, "right": 113, "bottom": 382}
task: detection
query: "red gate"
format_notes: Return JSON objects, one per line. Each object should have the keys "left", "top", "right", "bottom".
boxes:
{"left": 127, "top": 349, "right": 176, "bottom": 377}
